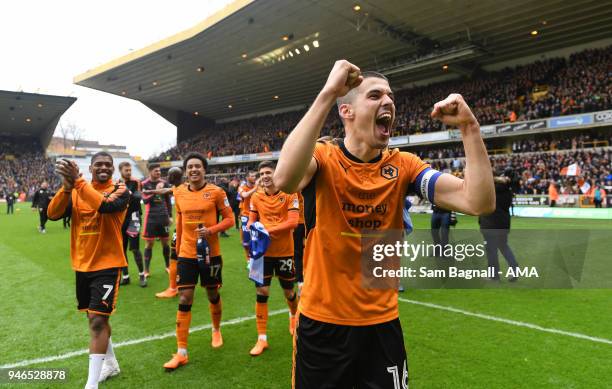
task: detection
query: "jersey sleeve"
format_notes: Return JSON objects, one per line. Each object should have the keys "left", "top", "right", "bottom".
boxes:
{"left": 216, "top": 188, "right": 231, "bottom": 212}
{"left": 402, "top": 152, "right": 442, "bottom": 204}
{"left": 288, "top": 193, "right": 299, "bottom": 212}
{"left": 312, "top": 141, "right": 328, "bottom": 171}
{"left": 249, "top": 193, "right": 259, "bottom": 214}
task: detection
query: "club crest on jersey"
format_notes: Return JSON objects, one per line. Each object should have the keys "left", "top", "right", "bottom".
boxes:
{"left": 203, "top": 192, "right": 211, "bottom": 199}
{"left": 381, "top": 163, "right": 398, "bottom": 180}
{"left": 279, "top": 197, "right": 285, "bottom": 203}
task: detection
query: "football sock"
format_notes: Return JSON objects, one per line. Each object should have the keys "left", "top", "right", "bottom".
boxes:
{"left": 209, "top": 295, "right": 222, "bottom": 331}
{"left": 286, "top": 291, "right": 298, "bottom": 316}
{"left": 177, "top": 305, "right": 192, "bottom": 350}
{"left": 256, "top": 295, "right": 269, "bottom": 338}
{"left": 105, "top": 337, "right": 116, "bottom": 361}
{"left": 169, "top": 259, "right": 178, "bottom": 289}
{"left": 86, "top": 354, "right": 105, "bottom": 387}
{"left": 162, "top": 245, "right": 170, "bottom": 268}
{"left": 144, "top": 248, "right": 152, "bottom": 272}
{"left": 133, "top": 250, "right": 144, "bottom": 273}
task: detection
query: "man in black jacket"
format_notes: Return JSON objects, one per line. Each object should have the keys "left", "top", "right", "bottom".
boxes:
{"left": 479, "top": 173, "right": 519, "bottom": 281}
{"left": 5, "top": 187, "right": 16, "bottom": 214}
{"left": 32, "top": 181, "right": 54, "bottom": 233}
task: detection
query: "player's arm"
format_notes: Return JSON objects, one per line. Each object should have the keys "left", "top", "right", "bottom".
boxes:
{"left": 240, "top": 184, "right": 258, "bottom": 199}
{"left": 247, "top": 197, "right": 258, "bottom": 229}
{"left": 275, "top": 60, "right": 363, "bottom": 193}
{"left": 47, "top": 191, "right": 72, "bottom": 220}
{"left": 429, "top": 94, "right": 495, "bottom": 215}
{"left": 142, "top": 187, "right": 172, "bottom": 195}
{"left": 268, "top": 209, "right": 299, "bottom": 234}
{"left": 77, "top": 179, "right": 130, "bottom": 213}
{"left": 205, "top": 191, "right": 234, "bottom": 235}
{"left": 48, "top": 160, "right": 76, "bottom": 219}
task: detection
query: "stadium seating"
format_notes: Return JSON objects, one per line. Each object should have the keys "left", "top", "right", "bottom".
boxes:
{"left": 151, "top": 45, "right": 611, "bottom": 162}
{"left": 0, "top": 136, "right": 59, "bottom": 199}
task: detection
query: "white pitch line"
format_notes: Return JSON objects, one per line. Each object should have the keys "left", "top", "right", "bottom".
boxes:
{"left": 399, "top": 298, "right": 612, "bottom": 345}
{"left": 1, "top": 309, "right": 288, "bottom": 369}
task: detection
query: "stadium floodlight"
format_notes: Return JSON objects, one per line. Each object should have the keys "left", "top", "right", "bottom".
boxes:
{"left": 312, "top": 40, "right": 319, "bottom": 48}
{"left": 295, "top": 49, "right": 301, "bottom": 55}
{"left": 381, "top": 45, "right": 484, "bottom": 76}
{"left": 304, "top": 44, "right": 310, "bottom": 52}
{"left": 289, "top": 51, "right": 294, "bottom": 57}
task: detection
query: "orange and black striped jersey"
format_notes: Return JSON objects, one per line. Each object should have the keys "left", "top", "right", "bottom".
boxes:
{"left": 48, "top": 178, "right": 129, "bottom": 272}
{"left": 299, "top": 139, "right": 430, "bottom": 326}
{"left": 238, "top": 183, "right": 257, "bottom": 216}
{"left": 173, "top": 183, "right": 234, "bottom": 258}
{"left": 249, "top": 190, "right": 299, "bottom": 257}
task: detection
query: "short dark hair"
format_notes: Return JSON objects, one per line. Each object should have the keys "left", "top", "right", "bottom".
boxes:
{"left": 336, "top": 71, "right": 389, "bottom": 110}
{"left": 91, "top": 151, "right": 114, "bottom": 164}
{"left": 118, "top": 161, "right": 131, "bottom": 170}
{"left": 183, "top": 152, "right": 208, "bottom": 171}
{"left": 258, "top": 160, "right": 275, "bottom": 171}
{"left": 147, "top": 163, "right": 160, "bottom": 171}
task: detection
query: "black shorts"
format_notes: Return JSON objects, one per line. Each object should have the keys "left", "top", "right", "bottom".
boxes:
{"left": 142, "top": 221, "right": 170, "bottom": 240}
{"left": 293, "top": 224, "right": 306, "bottom": 283}
{"left": 256, "top": 256, "right": 295, "bottom": 287}
{"left": 122, "top": 230, "right": 140, "bottom": 252}
{"left": 177, "top": 256, "right": 223, "bottom": 289}
{"left": 75, "top": 268, "right": 122, "bottom": 316}
{"left": 293, "top": 314, "right": 408, "bottom": 389}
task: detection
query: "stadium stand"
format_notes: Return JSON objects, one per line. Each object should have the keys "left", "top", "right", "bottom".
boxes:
{"left": 151, "top": 45, "right": 612, "bottom": 162}
{"left": 0, "top": 136, "right": 60, "bottom": 199}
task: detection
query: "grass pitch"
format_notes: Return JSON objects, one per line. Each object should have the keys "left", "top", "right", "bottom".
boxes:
{"left": 1, "top": 202, "right": 611, "bottom": 388}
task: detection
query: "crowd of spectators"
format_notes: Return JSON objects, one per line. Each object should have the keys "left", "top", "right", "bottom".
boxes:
{"left": 0, "top": 137, "right": 58, "bottom": 200}
{"left": 431, "top": 148, "right": 612, "bottom": 196}
{"left": 411, "top": 131, "right": 612, "bottom": 160}
{"left": 202, "top": 134, "right": 611, "bottom": 198}
{"left": 152, "top": 45, "right": 611, "bottom": 161}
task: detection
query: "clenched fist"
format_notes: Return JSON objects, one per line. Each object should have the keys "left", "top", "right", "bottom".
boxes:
{"left": 321, "top": 60, "right": 363, "bottom": 99}
{"left": 431, "top": 94, "right": 479, "bottom": 131}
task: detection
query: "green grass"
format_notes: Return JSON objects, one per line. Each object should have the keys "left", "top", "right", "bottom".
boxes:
{"left": 1, "top": 203, "right": 611, "bottom": 388}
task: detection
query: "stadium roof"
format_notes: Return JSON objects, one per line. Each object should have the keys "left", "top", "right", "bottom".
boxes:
{"left": 74, "top": 0, "right": 612, "bottom": 122}
{"left": 0, "top": 90, "right": 76, "bottom": 148}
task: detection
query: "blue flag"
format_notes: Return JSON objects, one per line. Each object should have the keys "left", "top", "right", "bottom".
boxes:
{"left": 248, "top": 222, "right": 270, "bottom": 284}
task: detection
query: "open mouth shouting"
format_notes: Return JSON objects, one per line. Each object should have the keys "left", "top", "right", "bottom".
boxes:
{"left": 375, "top": 111, "right": 393, "bottom": 138}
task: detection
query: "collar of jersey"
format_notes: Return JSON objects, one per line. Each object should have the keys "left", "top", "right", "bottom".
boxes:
{"left": 263, "top": 189, "right": 280, "bottom": 196}
{"left": 92, "top": 180, "right": 114, "bottom": 190}
{"left": 339, "top": 139, "right": 383, "bottom": 164}
{"left": 187, "top": 182, "right": 208, "bottom": 192}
